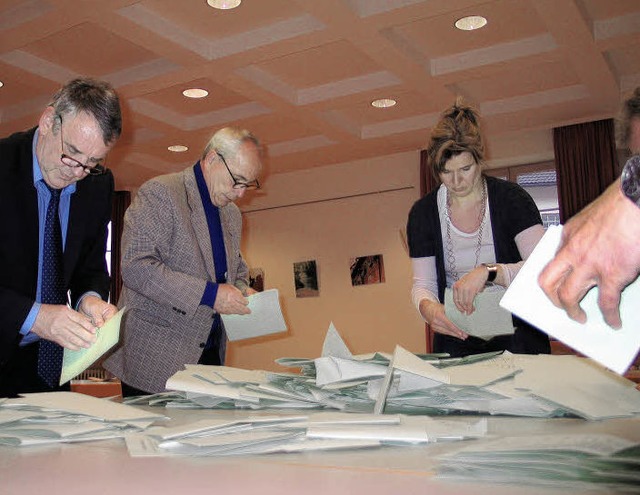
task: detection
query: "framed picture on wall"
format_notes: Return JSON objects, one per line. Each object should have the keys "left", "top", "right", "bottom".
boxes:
{"left": 350, "top": 254, "right": 385, "bottom": 286}
{"left": 248, "top": 267, "right": 264, "bottom": 292}
{"left": 293, "top": 260, "right": 319, "bottom": 298}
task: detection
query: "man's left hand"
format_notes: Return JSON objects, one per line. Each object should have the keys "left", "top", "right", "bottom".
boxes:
{"left": 79, "top": 295, "right": 118, "bottom": 327}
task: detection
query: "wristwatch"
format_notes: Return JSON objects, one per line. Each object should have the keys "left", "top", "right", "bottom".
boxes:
{"left": 621, "top": 155, "right": 640, "bottom": 208}
{"left": 482, "top": 263, "right": 498, "bottom": 283}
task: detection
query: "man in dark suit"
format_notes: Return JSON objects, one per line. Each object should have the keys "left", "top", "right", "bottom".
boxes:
{"left": 0, "top": 78, "right": 122, "bottom": 397}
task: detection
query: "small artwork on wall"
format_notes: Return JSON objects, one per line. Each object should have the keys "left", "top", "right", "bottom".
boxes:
{"left": 248, "top": 268, "right": 264, "bottom": 292}
{"left": 293, "top": 260, "right": 319, "bottom": 298}
{"left": 350, "top": 254, "right": 385, "bottom": 286}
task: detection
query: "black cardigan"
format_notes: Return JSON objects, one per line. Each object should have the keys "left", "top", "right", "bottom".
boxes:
{"left": 406, "top": 175, "right": 550, "bottom": 356}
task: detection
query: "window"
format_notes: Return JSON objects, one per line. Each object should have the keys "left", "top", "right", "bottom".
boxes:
{"left": 486, "top": 162, "right": 560, "bottom": 229}
{"left": 106, "top": 221, "right": 112, "bottom": 275}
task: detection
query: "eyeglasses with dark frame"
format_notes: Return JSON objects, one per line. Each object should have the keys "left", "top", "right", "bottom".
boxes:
{"left": 216, "top": 152, "right": 260, "bottom": 190}
{"left": 57, "top": 116, "right": 107, "bottom": 176}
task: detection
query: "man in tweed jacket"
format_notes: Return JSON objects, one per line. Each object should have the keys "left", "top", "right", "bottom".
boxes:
{"left": 105, "top": 127, "right": 262, "bottom": 394}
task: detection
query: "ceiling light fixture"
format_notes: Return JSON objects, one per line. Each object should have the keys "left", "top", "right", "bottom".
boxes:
{"left": 206, "top": 0, "right": 241, "bottom": 9}
{"left": 0, "top": 81, "right": 4, "bottom": 88}
{"left": 455, "top": 15, "right": 487, "bottom": 31}
{"left": 182, "top": 88, "right": 209, "bottom": 98}
{"left": 371, "top": 98, "right": 397, "bottom": 109}
{"left": 168, "top": 145, "right": 189, "bottom": 153}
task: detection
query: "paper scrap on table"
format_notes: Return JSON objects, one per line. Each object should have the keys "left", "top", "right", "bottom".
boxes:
{"left": 500, "top": 225, "right": 640, "bottom": 375}
{"left": 445, "top": 286, "right": 514, "bottom": 339}
{"left": 221, "top": 289, "right": 287, "bottom": 341}
{"left": 322, "top": 322, "right": 353, "bottom": 359}
{"left": 59, "top": 307, "right": 125, "bottom": 386}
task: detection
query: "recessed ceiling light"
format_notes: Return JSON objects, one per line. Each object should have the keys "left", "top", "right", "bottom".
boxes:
{"left": 206, "top": 0, "right": 241, "bottom": 9}
{"left": 455, "top": 15, "right": 487, "bottom": 31}
{"left": 168, "top": 145, "right": 189, "bottom": 153}
{"left": 0, "top": 81, "right": 4, "bottom": 88}
{"left": 371, "top": 98, "right": 397, "bottom": 109}
{"left": 182, "top": 88, "right": 209, "bottom": 98}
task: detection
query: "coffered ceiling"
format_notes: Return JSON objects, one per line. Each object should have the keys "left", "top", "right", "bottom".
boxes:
{"left": 1, "top": 0, "right": 639, "bottom": 191}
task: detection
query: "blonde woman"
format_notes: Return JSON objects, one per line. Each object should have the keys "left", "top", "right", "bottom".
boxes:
{"left": 407, "top": 99, "right": 550, "bottom": 357}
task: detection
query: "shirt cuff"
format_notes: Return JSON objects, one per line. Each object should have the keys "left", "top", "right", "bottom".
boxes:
{"left": 19, "top": 303, "right": 41, "bottom": 345}
{"left": 201, "top": 281, "right": 219, "bottom": 308}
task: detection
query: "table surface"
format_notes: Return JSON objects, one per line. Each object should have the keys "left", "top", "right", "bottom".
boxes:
{"left": 2, "top": 408, "right": 639, "bottom": 495}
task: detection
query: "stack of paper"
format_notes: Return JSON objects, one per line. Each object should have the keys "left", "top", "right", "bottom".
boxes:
{"left": 0, "top": 392, "right": 166, "bottom": 446}
{"left": 437, "top": 433, "right": 640, "bottom": 491}
{"left": 132, "top": 323, "right": 640, "bottom": 421}
{"left": 124, "top": 412, "right": 487, "bottom": 457}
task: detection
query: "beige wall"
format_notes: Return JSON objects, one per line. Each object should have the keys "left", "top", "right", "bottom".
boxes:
{"left": 226, "top": 150, "right": 426, "bottom": 371}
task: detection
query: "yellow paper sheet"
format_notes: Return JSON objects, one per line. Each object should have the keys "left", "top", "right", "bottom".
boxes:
{"left": 59, "top": 308, "right": 125, "bottom": 386}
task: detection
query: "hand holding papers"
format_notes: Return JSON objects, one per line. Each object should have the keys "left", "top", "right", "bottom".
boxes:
{"left": 500, "top": 225, "right": 640, "bottom": 375}
{"left": 221, "top": 289, "right": 287, "bottom": 341}
{"left": 445, "top": 286, "right": 514, "bottom": 339}
{"left": 59, "top": 307, "right": 125, "bottom": 386}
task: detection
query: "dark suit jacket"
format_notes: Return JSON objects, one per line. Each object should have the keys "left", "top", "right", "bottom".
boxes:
{"left": 0, "top": 127, "right": 114, "bottom": 371}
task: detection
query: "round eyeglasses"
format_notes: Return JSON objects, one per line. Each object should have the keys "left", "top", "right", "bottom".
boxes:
{"left": 57, "top": 116, "right": 107, "bottom": 176}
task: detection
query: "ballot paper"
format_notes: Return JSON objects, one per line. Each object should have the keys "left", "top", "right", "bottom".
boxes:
{"left": 151, "top": 355, "right": 640, "bottom": 420}
{"left": 221, "top": 289, "right": 287, "bottom": 341}
{"left": 123, "top": 411, "right": 487, "bottom": 458}
{"left": 445, "top": 286, "right": 514, "bottom": 339}
{"left": 511, "top": 353, "right": 640, "bottom": 420}
{"left": 0, "top": 391, "right": 165, "bottom": 446}
{"left": 59, "top": 307, "right": 125, "bottom": 385}
{"left": 375, "top": 345, "right": 522, "bottom": 414}
{"left": 322, "top": 322, "right": 352, "bottom": 358}
{"left": 5, "top": 391, "right": 166, "bottom": 424}
{"left": 436, "top": 433, "right": 640, "bottom": 491}
{"left": 500, "top": 225, "right": 640, "bottom": 375}
{"left": 151, "top": 325, "right": 640, "bottom": 420}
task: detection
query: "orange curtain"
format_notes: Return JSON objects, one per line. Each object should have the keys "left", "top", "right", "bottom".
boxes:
{"left": 553, "top": 119, "right": 618, "bottom": 223}
{"left": 109, "top": 190, "right": 131, "bottom": 305}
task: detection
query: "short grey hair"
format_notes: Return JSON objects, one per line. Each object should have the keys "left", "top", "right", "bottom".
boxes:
{"left": 50, "top": 77, "right": 122, "bottom": 145}
{"left": 618, "top": 87, "right": 640, "bottom": 150}
{"left": 201, "top": 127, "right": 261, "bottom": 161}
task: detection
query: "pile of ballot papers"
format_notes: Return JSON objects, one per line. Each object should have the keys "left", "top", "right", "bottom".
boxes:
{"left": 436, "top": 433, "right": 640, "bottom": 491}
{"left": 125, "top": 412, "right": 488, "bottom": 457}
{"left": 0, "top": 392, "right": 166, "bottom": 446}
{"left": 129, "top": 323, "right": 640, "bottom": 421}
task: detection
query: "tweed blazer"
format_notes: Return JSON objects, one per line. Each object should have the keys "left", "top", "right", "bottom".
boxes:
{"left": 104, "top": 165, "right": 249, "bottom": 393}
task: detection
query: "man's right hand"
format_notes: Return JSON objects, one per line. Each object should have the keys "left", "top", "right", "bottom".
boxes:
{"left": 31, "top": 304, "right": 98, "bottom": 350}
{"left": 214, "top": 284, "right": 251, "bottom": 315}
{"left": 538, "top": 180, "right": 640, "bottom": 328}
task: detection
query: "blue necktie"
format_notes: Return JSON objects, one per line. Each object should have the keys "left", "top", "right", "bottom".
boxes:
{"left": 37, "top": 185, "right": 66, "bottom": 388}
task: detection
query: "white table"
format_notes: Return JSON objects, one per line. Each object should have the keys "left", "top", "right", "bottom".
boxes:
{"left": 2, "top": 408, "right": 639, "bottom": 495}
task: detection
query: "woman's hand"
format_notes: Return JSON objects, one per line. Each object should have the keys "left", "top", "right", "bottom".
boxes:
{"left": 452, "top": 266, "right": 488, "bottom": 315}
{"left": 419, "top": 299, "right": 468, "bottom": 340}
